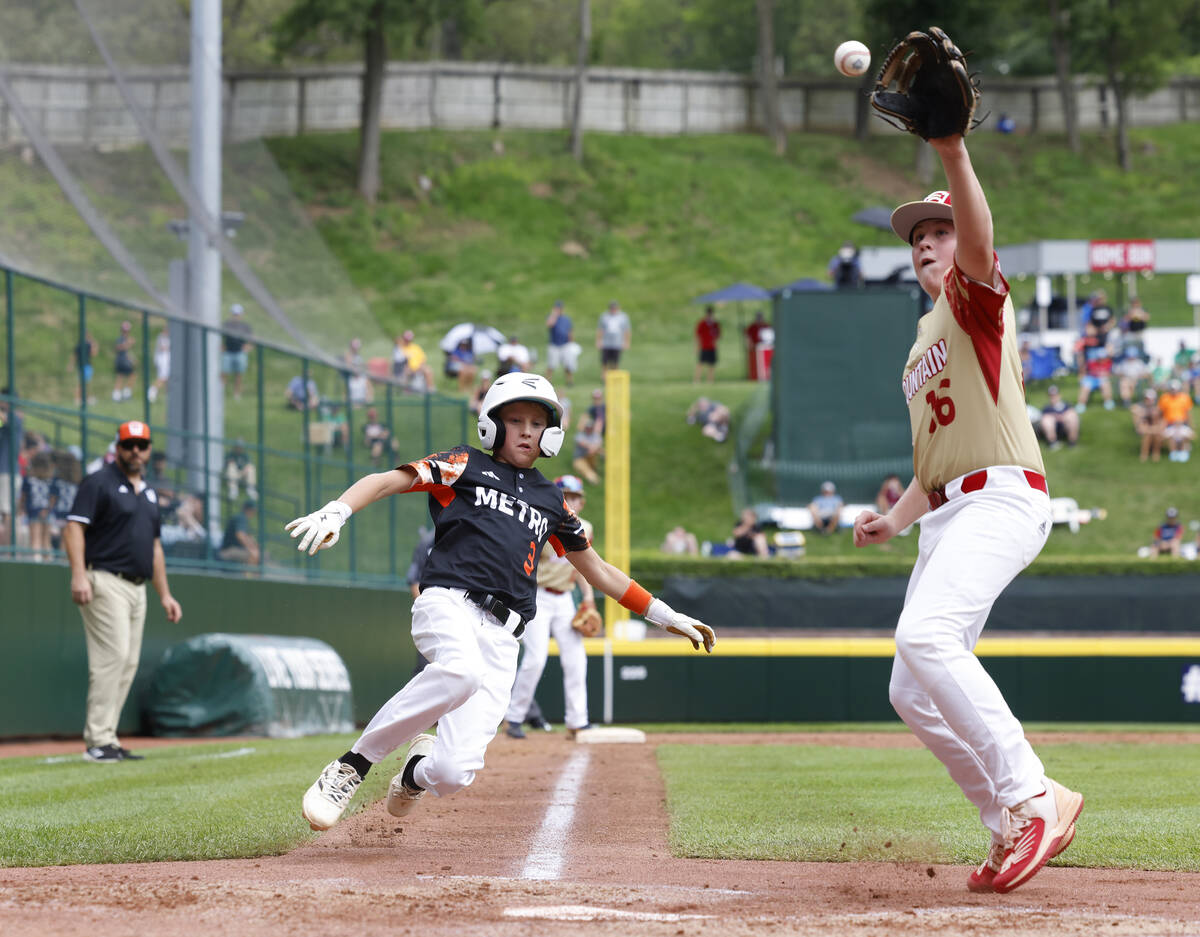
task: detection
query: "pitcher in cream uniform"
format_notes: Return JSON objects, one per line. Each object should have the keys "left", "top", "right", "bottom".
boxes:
{"left": 852, "top": 133, "right": 1082, "bottom": 896}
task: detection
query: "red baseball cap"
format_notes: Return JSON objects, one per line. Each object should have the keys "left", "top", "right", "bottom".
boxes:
{"left": 890, "top": 190, "right": 954, "bottom": 244}
{"left": 117, "top": 420, "right": 152, "bottom": 443}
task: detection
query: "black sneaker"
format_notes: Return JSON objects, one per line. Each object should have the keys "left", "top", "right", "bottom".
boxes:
{"left": 118, "top": 747, "right": 144, "bottom": 761}
{"left": 83, "top": 744, "right": 123, "bottom": 763}
{"left": 505, "top": 721, "right": 526, "bottom": 739}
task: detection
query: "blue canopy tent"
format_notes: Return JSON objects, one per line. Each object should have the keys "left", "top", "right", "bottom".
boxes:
{"left": 852, "top": 205, "right": 894, "bottom": 232}
{"left": 691, "top": 282, "right": 772, "bottom": 303}
{"left": 771, "top": 277, "right": 833, "bottom": 296}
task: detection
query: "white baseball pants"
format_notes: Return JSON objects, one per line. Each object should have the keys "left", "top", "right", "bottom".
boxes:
{"left": 351, "top": 586, "right": 519, "bottom": 798}
{"left": 505, "top": 588, "right": 590, "bottom": 730}
{"left": 888, "top": 467, "right": 1052, "bottom": 837}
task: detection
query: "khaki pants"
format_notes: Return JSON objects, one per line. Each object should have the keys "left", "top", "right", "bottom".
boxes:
{"left": 79, "top": 569, "right": 147, "bottom": 748}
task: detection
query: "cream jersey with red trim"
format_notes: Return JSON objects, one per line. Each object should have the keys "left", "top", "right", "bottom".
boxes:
{"left": 902, "top": 256, "right": 1044, "bottom": 493}
{"left": 403, "top": 446, "right": 590, "bottom": 620}
{"left": 536, "top": 516, "right": 593, "bottom": 592}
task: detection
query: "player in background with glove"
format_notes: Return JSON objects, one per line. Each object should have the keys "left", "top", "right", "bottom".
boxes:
{"left": 854, "top": 27, "right": 1082, "bottom": 896}
{"left": 287, "top": 372, "right": 715, "bottom": 835}
{"left": 504, "top": 474, "right": 597, "bottom": 741}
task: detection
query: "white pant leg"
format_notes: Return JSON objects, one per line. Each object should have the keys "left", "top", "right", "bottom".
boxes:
{"left": 547, "top": 596, "right": 589, "bottom": 729}
{"left": 890, "top": 487, "right": 1051, "bottom": 814}
{"left": 504, "top": 592, "right": 552, "bottom": 723}
{"left": 352, "top": 587, "right": 515, "bottom": 767}
{"left": 890, "top": 655, "right": 1009, "bottom": 834}
{"left": 416, "top": 618, "right": 519, "bottom": 797}
{"left": 889, "top": 541, "right": 1005, "bottom": 833}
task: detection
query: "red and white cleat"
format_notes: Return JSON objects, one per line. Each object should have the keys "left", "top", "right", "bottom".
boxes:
{"left": 968, "top": 822, "right": 1076, "bottom": 893}
{"left": 991, "top": 778, "right": 1083, "bottom": 894}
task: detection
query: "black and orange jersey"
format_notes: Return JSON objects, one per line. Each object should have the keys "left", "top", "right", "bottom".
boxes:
{"left": 403, "top": 445, "right": 590, "bottom": 620}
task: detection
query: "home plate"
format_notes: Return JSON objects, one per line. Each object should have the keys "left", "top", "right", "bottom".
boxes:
{"left": 504, "top": 905, "right": 711, "bottom": 922}
{"left": 573, "top": 726, "right": 645, "bottom": 744}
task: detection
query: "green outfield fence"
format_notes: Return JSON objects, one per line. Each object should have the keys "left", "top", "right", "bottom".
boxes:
{"left": 734, "top": 287, "right": 924, "bottom": 509}
{"left": 0, "top": 264, "right": 467, "bottom": 584}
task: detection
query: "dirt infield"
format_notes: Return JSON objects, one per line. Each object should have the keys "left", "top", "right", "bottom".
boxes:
{"left": 3, "top": 732, "right": 1199, "bottom": 937}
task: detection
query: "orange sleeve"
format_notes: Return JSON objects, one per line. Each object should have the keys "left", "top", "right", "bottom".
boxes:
{"left": 619, "top": 580, "right": 653, "bottom": 615}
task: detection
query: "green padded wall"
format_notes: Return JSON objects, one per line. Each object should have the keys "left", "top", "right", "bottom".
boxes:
{"left": 1, "top": 561, "right": 416, "bottom": 738}
{"left": 771, "top": 287, "right": 923, "bottom": 502}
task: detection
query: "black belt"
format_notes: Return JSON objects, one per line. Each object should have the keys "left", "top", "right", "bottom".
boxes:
{"left": 464, "top": 590, "right": 526, "bottom": 638}
{"left": 89, "top": 565, "right": 145, "bottom": 586}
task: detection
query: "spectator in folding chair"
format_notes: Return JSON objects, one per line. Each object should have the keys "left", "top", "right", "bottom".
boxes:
{"left": 1152, "top": 507, "right": 1184, "bottom": 557}
{"left": 1039, "top": 385, "right": 1079, "bottom": 450}
{"left": 730, "top": 508, "right": 769, "bottom": 558}
{"left": 808, "top": 481, "right": 844, "bottom": 535}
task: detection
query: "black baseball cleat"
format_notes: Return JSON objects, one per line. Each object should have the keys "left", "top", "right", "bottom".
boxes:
{"left": 526, "top": 716, "right": 552, "bottom": 732}
{"left": 118, "top": 747, "right": 144, "bottom": 761}
{"left": 505, "top": 721, "right": 526, "bottom": 739}
{"left": 83, "top": 744, "right": 123, "bottom": 763}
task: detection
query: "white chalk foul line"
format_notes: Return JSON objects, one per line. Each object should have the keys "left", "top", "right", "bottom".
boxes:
{"left": 504, "top": 905, "right": 713, "bottom": 923}
{"left": 41, "top": 746, "right": 258, "bottom": 765}
{"left": 194, "top": 746, "right": 258, "bottom": 760}
{"left": 520, "top": 747, "right": 591, "bottom": 880}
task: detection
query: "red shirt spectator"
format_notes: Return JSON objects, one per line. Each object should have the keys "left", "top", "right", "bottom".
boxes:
{"left": 746, "top": 312, "right": 769, "bottom": 347}
{"left": 696, "top": 310, "right": 721, "bottom": 351}
{"left": 694, "top": 306, "right": 721, "bottom": 382}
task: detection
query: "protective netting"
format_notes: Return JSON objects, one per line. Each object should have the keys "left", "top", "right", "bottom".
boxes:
{"left": 0, "top": 0, "right": 389, "bottom": 363}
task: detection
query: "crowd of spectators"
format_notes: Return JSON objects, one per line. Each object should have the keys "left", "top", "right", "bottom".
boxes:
{"left": 1020, "top": 293, "right": 1199, "bottom": 470}
{"left": 0, "top": 398, "right": 271, "bottom": 570}
{"left": 0, "top": 413, "right": 83, "bottom": 559}
{"left": 21, "top": 281, "right": 1200, "bottom": 571}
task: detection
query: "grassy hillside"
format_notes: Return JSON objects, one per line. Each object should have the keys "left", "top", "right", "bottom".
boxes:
{"left": 261, "top": 125, "right": 1200, "bottom": 558}
{"left": 266, "top": 124, "right": 1200, "bottom": 334}
{"left": 5, "top": 124, "right": 1199, "bottom": 563}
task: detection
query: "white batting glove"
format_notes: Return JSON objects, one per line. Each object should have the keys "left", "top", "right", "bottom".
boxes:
{"left": 645, "top": 598, "right": 716, "bottom": 653}
{"left": 285, "top": 500, "right": 352, "bottom": 555}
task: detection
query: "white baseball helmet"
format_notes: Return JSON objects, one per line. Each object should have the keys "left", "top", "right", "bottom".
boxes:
{"left": 476, "top": 372, "right": 565, "bottom": 457}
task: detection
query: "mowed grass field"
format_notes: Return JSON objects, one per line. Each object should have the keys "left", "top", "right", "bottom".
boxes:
{"left": 3, "top": 727, "right": 1198, "bottom": 871}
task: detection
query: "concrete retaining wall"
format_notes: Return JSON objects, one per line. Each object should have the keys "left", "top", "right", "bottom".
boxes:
{"left": 3, "top": 61, "right": 1198, "bottom": 149}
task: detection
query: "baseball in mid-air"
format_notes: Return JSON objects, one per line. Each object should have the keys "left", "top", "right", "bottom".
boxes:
{"left": 834, "top": 40, "right": 871, "bottom": 78}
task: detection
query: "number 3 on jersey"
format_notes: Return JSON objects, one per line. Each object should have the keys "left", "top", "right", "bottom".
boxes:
{"left": 523, "top": 540, "right": 536, "bottom": 576}
{"left": 926, "top": 378, "right": 956, "bottom": 435}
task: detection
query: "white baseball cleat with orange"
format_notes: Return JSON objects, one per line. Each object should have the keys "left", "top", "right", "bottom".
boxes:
{"left": 968, "top": 822, "right": 1076, "bottom": 893}
{"left": 386, "top": 734, "right": 436, "bottom": 818}
{"left": 991, "top": 778, "right": 1084, "bottom": 894}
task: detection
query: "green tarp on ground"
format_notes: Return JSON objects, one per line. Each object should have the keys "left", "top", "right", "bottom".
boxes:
{"left": 143, "top": 633, "right": 355, "bottom": 737}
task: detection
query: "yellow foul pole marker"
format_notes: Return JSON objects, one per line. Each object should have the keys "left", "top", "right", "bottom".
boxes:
{"left": 603, "top": 369, "right": 631, "bottom": 627}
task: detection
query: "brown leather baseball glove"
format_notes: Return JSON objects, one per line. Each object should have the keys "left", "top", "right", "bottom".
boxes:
{"left": 870, "top": 27, "right": 981, "bottom": 140}
{"left": 570, "top": 601, "right": 603, "bottom": 638}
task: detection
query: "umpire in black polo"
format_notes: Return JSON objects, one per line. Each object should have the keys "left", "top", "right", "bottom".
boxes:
{"left": 64, "top": 420, "right": 183, "bottom": 763}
